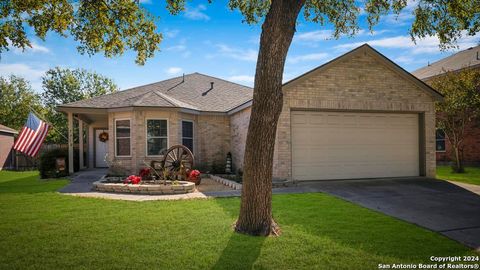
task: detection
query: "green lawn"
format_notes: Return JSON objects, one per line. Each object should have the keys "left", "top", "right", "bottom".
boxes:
{"left": 437, "top": 166, "right": 480, "bottom": 186}
{"left": 0, "top": 171, "right": 475, "bottom": 269}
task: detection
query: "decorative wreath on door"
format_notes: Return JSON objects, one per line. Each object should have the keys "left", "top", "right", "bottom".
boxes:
{"left": 99, "top": 131, "right": 109, "bottom": 142}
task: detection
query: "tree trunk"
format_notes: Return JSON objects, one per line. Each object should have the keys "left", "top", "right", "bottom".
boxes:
{"left": 452, "top": 144, "right": 465, "bottom": 173}
{"left": 235, "top": 0, "right": 305, "bottom": 236}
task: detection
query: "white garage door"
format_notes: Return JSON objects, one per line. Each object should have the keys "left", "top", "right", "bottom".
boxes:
{"left": 291, "top": 111, "right": 419, "bottom": 180}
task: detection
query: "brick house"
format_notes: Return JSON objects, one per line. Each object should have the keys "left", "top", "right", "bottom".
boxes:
{"left": 58, "top": 44, "right": 442, "bottom": 180}
{"left": 412, "top": 45, "right": 480, "bottom": 166}
{"left": 0, "top": 124, "right": 18, "bottom": 170}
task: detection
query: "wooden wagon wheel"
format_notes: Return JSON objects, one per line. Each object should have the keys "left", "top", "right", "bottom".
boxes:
{"left": 149, "top": 148, "right": 169, "bottom": 177}
{"left": 162, "top": 145, "right": 194, "bottom": 180}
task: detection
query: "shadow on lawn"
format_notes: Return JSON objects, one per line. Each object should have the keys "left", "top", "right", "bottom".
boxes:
{"left": 212, "top": 232, "right": 265, "bottom": 270}
{"left": 212, "top": 192, "right": 474, "bottom": 265}
{"left": 0, "top": 174, "right": 68, "bottom": 194}
{"left": 210, "top": 197, "right": 267, "bottom": 269}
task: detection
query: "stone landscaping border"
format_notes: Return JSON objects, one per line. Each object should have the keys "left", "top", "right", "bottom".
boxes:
{"left": 209, "top": 174, "right": 242, "bottom": 190}
{"left": 93, "top": 177, "right": 195, "bottom": 195}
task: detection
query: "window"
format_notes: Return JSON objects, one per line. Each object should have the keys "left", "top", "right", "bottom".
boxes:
{"left": 147, "top": 119, "right": 168, "bottom": 156}
{"left": 115, "top": 119, "right": 131, "bottom": 156}
{"left": 182, "top": 121, "right": 194, "bottom": 152}
{"left": 436, "top": 129, "right": 446, "bottom": 152}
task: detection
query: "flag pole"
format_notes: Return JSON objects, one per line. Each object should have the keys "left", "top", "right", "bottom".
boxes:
{"left": 28, "top": 105, "right": 69, "bottom": 141}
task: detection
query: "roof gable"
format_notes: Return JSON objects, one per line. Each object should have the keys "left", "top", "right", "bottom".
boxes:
{"left": 283, "top": 44, "right": 443, "bottom": 101}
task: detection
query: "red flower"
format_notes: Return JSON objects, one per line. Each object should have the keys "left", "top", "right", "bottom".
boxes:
{"left": 187, "top": 169, "right": 201, "bottom": 185}
{"left": 124, "top": 175, "right": 142, "bottom": 184}
{"left": 189, "top": 170, "right": 201, "bottom": 179}
{"left": 139, "top": 168, "right": 151, "bottom": 178}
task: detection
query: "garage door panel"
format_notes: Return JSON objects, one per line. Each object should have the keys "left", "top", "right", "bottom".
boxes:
{"left": 291, "top": 111, "right": 419, "bottom": 180}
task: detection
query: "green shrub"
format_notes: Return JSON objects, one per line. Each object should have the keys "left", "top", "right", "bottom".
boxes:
{"left": 107, "top": 162, "right": 129, "bottom": 177}
{"left": 210, "top": 162, "right": 226, "bottom": 174}
{"left": 39, "top": 148, "right": 79, "bottom": 178}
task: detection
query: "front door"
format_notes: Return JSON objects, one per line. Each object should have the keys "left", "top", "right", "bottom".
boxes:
{"left": 95, "top": 129, "right": 108, "bottom": 168}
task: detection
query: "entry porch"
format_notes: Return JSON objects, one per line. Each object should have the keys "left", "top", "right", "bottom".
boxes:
{"left": 58, "top": 107, "right": 109, "bottom": 174}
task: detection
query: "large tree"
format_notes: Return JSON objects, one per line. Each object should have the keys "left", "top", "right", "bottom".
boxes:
{"left": 42, "top": 67, "right": 118, "bottom": 143}
{"left": 2, "top": 0, "right": 479, "bottom": 235}
{"left": 430, "top": 69, "right": 480, "bottom": 173}
{"left": 0, "top": 75, "right": 43, "bottom": 131}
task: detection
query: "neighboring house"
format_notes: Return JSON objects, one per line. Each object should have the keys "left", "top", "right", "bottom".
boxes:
{"left": 58, "top": 44, "right": 442, "bottom": 180}
{"left": 412, "top": 45, "right": 480, "bottom": 166}
{"left": 0, "top": 124, "right": 18, "bottom": 170}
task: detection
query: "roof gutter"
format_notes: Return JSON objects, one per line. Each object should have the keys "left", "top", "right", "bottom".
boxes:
{"left": 227, "top": 100, "right": 253, "bottom": 115}
{"left": 0, "top": 128, "right": 18, "bottom": 135}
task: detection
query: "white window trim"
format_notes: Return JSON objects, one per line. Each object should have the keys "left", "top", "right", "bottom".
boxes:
{"left": 145, "top": 118, "right": 169, "bottom": 157}
{"left": 436, "top": 128, "right": 447, "bottom": 153}
{"left": 114, "top": 118, "right": 132, "bottom": 157}
{"left": 181, "top": 120, "right": 194, "bottom": 154}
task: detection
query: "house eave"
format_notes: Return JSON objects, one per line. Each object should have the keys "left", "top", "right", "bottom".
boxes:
{"left": 56, "top": 105, "right": 233, "bottom": 116}
{"left": 0, "top": 129, "right": 18, "bottom": 135}
{"left": 227, "top": 100, "right": 253, "bottom": 115}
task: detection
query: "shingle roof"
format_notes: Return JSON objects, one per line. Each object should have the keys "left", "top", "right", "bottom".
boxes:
{"left": 58, "top": 73, "right": 253, "bottom": 112}
{"left": 0, "top": 124, "right": 18, "bottom": 134}
{"left": 412, "top": 45, "right": 480, "bottom": 80}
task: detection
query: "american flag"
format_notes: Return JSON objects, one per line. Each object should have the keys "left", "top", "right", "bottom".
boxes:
{"left": 13, "top": 112, "right": 50, "bottom": 157}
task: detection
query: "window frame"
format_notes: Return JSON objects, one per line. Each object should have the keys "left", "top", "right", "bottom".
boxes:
{"left": 145, "top": 118, "right": 169, "bottom": 157}
{"left": 114, "top": 118, "right": 132, "bottom": 157}
{"left": 181, "top": 120, "right": 194, "bottom": 153}
{"left": 436, "top": 128, "right": 447, "bottom": 153}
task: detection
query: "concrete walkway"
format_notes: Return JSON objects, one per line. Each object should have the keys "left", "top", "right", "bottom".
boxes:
{"left": 59, "top": 169, "right": 107, "bottom": 193}
{"left": 297, "top": 177, "right": 480, "bottom": 251}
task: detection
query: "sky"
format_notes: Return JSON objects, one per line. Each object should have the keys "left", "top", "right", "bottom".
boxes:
{"left": 1, "top": 0, "right": 479, "bottom": 93}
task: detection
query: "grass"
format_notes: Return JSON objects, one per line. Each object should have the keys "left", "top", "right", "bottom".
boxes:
{"left": 0, "top": 171, "right": 475, "bottom": 269}
{"left": 0, "top": 170, "right": 69, "bottom": 194}
{"left": 436, "top": 166, "right": 480, "bottom": 186}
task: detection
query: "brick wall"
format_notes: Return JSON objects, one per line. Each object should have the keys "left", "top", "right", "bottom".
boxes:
{"left": 230, "top": 107, "right": 251, "bottom": 172}
{"left": 106, "top": 109, "right": 230, "bottom": 174}
{"left": 274, "top": 48, "right": 437, "bottom": 179}
{"left": 196, "top": 114, "right": 231, "bottom": 169}
{"left": 436, "top": 121, "right": 480, "bottom": 165}
{"left": 0, "top": 132, "right": 14, "bottom": 169}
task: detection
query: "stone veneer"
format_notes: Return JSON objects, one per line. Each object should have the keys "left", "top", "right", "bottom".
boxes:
{"left": 94, "top": 179, "right": 195, "bottom": 194}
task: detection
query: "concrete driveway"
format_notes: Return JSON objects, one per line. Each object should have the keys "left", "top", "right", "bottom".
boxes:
{"left": 295, "top": 178, "right": 480, "bottom": 250}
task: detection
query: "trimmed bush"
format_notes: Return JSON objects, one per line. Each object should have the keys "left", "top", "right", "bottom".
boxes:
{"left": 210, "top": 162, "right": 226, "bottom": 174}
{"left": 39, "top": 148, "right": 79, "bottom": 178}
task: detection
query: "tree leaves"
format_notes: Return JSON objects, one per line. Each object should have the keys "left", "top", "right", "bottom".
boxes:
{"left": 304, "top": 0, "right": 361, "bottom": 38}
{"left": 430, "top": 69, "right": 480, "bottom": 171}
{"left": 1, "top": 0, "right": 479, "bottom": 64}
{"left": 0, "top": 0, "right": 161, "bottom": 65}
{"left": 432, "top": 69, "right": 480, "bottom": 118}
{"left": 41, "top": 67, "right": 118, "bottom": 143}
{"left": 410, "top": 0, "right": 480, "bottom": 50}
{"left": 0, "top": 75, "right": 43, "bottom": 131}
